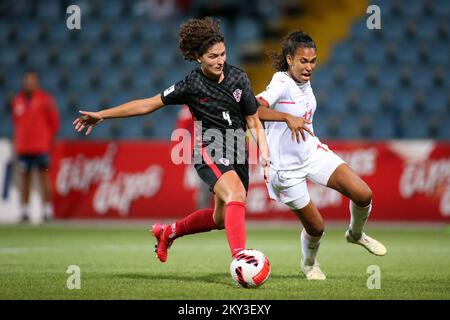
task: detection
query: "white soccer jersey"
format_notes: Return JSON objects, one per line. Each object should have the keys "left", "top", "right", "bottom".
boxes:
{"left": 258, "top": 71, "right": 320, "bottom": 171}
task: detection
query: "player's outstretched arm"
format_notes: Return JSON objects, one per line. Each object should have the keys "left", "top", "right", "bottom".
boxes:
{"left": 73, "top": 94, "right": 165, "bottom": 135}
{"left": 256, "top": 97, "right": 313, "bottom": 143}
{"left": 246, "top": 113, "right": 270, "bottom": 182}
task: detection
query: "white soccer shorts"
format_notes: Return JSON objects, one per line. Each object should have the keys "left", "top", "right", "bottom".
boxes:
{"left": 266, "top": 143, "right": 345, "bottom": 210}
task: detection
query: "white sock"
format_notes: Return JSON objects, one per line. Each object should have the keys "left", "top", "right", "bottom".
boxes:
{"left": 301, "top": 229, "right": 322, "bottom": 266}
{"left": 44, "top": 202, "right": 54, "bottom": 219}
{"left": 20, "top": 203, "right": 30, "bottom": 217}
{"left": 349, "top": 200, "right": 372, "bottom": 239}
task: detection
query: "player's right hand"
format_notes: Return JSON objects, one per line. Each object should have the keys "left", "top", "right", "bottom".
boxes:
{"left": 73, "top": 110, "right": 104, "bottom": 135}
{"left": 285, "top": 114, "right": 314, "bottom": 143}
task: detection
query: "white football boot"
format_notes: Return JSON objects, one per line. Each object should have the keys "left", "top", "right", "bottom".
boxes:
{"left": 301, "top": 259, "right": 326, "bottom": 280}
{"left": 345, "top": 230, "right": 387, "bottom": 256}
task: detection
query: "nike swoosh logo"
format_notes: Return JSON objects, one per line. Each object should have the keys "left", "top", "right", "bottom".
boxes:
{"left": 200, "top": 98, "right": 209, "bottom": 103}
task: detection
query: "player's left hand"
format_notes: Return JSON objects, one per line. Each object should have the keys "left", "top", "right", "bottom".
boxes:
{"left": 285, "top": 115, "right": 314, "bottom": 143}
{"left": 73, "top": 111, "right": 104, "bottom": 135}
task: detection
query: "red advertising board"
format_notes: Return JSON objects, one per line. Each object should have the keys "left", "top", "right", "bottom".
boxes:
{"left": 51, "top": 140, "right": 450, "bottom": 222}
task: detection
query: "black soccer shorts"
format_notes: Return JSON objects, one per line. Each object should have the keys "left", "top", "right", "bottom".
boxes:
{"left": 194, "top": 148, "right": 249, "bottom": 193}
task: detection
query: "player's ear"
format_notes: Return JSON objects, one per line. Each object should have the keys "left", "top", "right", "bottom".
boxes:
{"left": 196, "top": 54, "right": 202, "bottom": 64}
{"left": 286, "top": 55, "right": 293, "bottom": 68}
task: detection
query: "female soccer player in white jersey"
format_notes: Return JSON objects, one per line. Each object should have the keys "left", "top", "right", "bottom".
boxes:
{"left": 257, "top": 31, "right": 386, "bottom": 280}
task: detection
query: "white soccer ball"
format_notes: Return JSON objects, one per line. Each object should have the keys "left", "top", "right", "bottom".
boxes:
{"left": 230, "top": 249, "right": 271, "bottom": 288}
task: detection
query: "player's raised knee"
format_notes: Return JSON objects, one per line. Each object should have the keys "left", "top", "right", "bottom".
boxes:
{"left": 309, "top": 225, "right": 324, "bottom": 237}
{"left": 227, "top": 191, "right": 247, "bottom": 205}
{"left": 353, "top": 187, "right": 372, "bottom": 207}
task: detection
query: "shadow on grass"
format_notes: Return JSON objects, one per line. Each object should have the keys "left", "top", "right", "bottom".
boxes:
{"left": 112, "top": 271, "right": 311, "bottom": 285}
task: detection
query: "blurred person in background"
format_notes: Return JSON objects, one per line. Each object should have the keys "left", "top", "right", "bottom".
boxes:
{"left": 257, "top": 31, "right": 386, "bottom": 280}
{"left": 10, "top": 69, "right": 60, "bottom": 223}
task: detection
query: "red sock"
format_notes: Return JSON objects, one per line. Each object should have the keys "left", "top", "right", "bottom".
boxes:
{"left": 163, "top": 208, "right": 217, "bottom": 240}
{"left": 225, "top": 201, "right": 246, "bottom": 257}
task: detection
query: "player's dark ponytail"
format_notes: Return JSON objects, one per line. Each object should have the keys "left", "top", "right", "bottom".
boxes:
{"left": 270, "top": 31, "right": 316, "bottom": 71}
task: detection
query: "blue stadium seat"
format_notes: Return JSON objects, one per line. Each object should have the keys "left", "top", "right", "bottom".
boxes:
{"left": 429, "top": 42, "right": 449, "bottom": 64}
{"left": 0, "top": 21, "right": 9, "bottom": 44}
{"left": 27, "top": 47, "right": 50, "bottom": 69}
{"left": 66, "top": 67, "right": 92, "bottom": 91}
{"left": 402, "top": 1, "right": 423, "bottom": 16}
{"left": 0, "top": 46, "right": 18, "bottom": 66}
{"left": 46, "top": 24, "right": 70, "bottom": 42}
{"left": 364, "top": 43, "right": 384, "bottom": 64}
{"left": 101, "top": 70, "right": 125, "bottom": 92}
{"left": 345, "top": 69, "right": 366, "bottom": 88}
{"left": 349, "top": 20, "right": 369, "bottom": 40}
{"left": 121, "top": 44, "right": 143, "bottom": 66}
{"left": 330, "top": 42, "right": 352, "bottom": 63}
{"left": 438, "top": 118, "right": 450, "bottom": 139}
{"left": 40, "top": 67, "right": 60, "bottom": 92}
{"left": 235, "top": 18, "right": 261, "bottom": 43}
{"left": 111, "top": 20, "right": 134, "bottom": 41}
{"left": 370, "top": 112, "right": 396, "bottom": 139}
{"left": 89, "top": 43, "right": 114, "bottom": 67}
{"left": 416, "top": 18, "right": 436, "bottom": 40}
{"left": 77, "top": 91, "right": 101, "bottom": 109}
{"left": 37, "top": 1, "right": 61, "bottom": 20}
{"left": 0, "top": 116, "right": 13, "bottom": 138}
{"left": 401, "top": 114, "right": 428, "bottom": 138}
{"left": 58, "top": 44, "right": 82, "bottom": 65}
{"left": 99, "top": 1, "right": 122, "bottom": 19}
{"left": 326, "top": 89, "right": 347, "bottom": 113}
{"left": 426, "top": 90, "right": 447, "bottom": 113}
{"left": 381, "top": 19, "right": 404, "bottom": 41}
{"left": 16, "top": 22, "right": 41, "bottom": 43}
{"left": 77, "top": 20, "right": 103, "bottom": 42}
{"left": 140, "top": 20, "right": 164, "bottom": 42}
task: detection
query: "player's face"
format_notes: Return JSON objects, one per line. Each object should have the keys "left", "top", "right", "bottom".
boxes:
{"left": 287, "top": 47, "right": 317, "bottom": 83}
{"left": 23, "top": 73, "right": 39, "bottom": 93}
{"left": 198, "top": 42, "right": 226, "bottom": 80}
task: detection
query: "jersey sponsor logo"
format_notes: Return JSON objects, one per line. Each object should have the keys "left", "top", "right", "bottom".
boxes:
{"left": 233, "top": 89, "right": 242, "bottom": 103}
{"left": 163, "top": 85, "right": 175, "bottom": 97}
{"left": 218, "top": 158, "right": 230, "bottom": 166}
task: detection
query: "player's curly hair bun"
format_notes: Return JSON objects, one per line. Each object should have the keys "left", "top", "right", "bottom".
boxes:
{"left": 179, "top": 17, "right": 225, "bottom": 61}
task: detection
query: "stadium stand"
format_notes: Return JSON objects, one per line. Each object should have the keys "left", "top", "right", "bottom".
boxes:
{"left": 0, "top": 0, "right": 448, "bottom": 140}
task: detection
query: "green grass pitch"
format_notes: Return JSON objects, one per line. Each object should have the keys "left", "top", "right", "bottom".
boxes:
{"left": 0, "top": 223, "right": 449, "bottom": 299}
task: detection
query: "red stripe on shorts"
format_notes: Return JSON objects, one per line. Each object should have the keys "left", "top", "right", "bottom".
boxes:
{"left": 201, "top": 147, "right": 222, "bottom": 178}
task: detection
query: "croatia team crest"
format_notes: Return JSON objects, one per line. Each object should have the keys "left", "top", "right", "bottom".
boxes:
{"left": 233, "top": 89, "right": 242, "bottom": 103}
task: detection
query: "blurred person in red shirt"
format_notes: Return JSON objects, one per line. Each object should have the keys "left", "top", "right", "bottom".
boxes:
{"left": 174, "top": 105, "right": 212, "bottom": 209}
{"left": 11, "top": 69, "right": 60, "bottom": 222}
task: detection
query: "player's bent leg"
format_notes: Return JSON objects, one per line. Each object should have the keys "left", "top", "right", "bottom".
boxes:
{"left": 212, "top": 194, "right": 226, "bottom": 229}
{"left": 213, "top": 171, "right": 247, "bottom": 257}
{"left": 152, "top": 206, "right": 221, "bottom": 263}
{"left": 327, "top": 164, "right": 386, "bottom": 256}
{"left": 289, "top": 200, "right": 326, "bottom": 280}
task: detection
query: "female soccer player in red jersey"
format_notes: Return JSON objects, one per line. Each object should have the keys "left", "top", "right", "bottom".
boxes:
{"left": 256, "top": 31, "right": 386, "bottom": 280}
{"left": 73, "top": 17, "right": 270, "bottom": 263}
